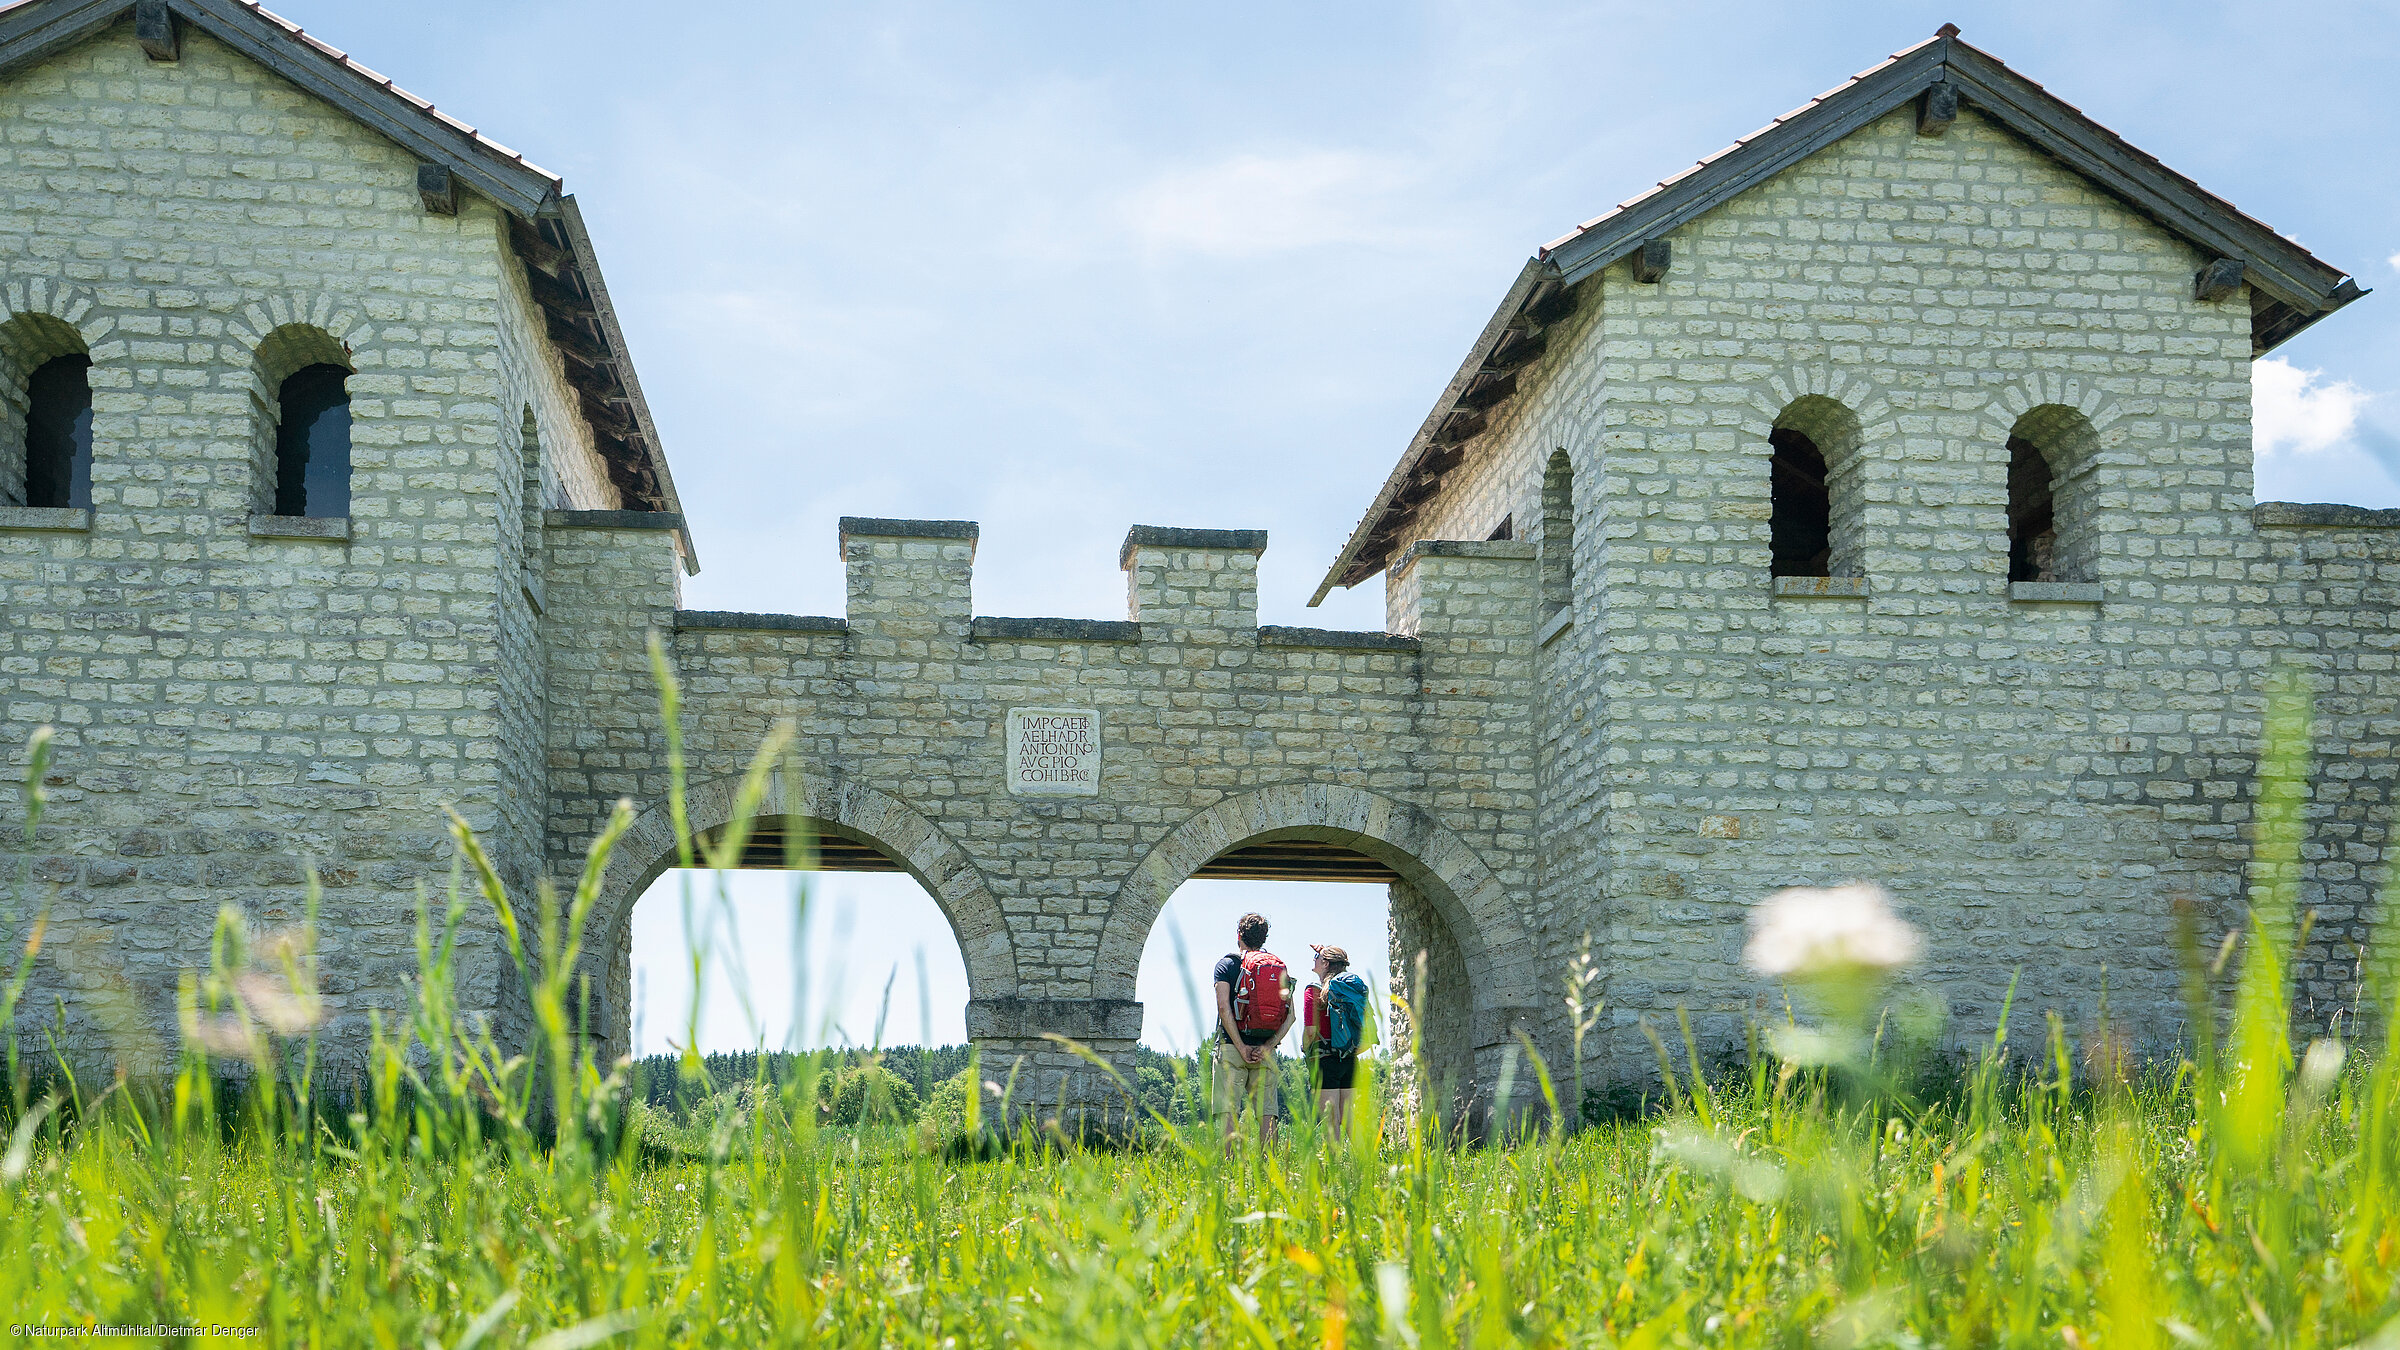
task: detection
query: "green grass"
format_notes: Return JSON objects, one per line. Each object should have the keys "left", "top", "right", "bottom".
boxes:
{"left": 0, "top": 660, "right": 2395, "bottom": 1346}
{"left": 0, "top": 1042, "right": 2395, "bottom": 1346}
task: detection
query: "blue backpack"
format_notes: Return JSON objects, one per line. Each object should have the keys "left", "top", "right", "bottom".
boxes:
{"left": 1323, "top": 971, "right": 1369, "bottom": 1055}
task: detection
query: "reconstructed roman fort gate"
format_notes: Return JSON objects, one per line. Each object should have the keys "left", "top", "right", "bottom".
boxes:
{"left": 0, "top": 5, "right": 2384, "bottom": 1113}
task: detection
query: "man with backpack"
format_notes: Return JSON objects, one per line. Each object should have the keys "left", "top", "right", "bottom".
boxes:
{"left": 1304, "top": 944, "right": 1370, "bottom": 1135}
{"left": 1212, "top": 912, "right": 1295, "bottom": 1141}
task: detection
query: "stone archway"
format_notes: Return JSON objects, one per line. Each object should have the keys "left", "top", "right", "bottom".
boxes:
{"left": 1098, "top": 783, "right": 1543, "bottom": 1123}
{"left": 588, "top": 770, "right": 1019, "bottom": 1059}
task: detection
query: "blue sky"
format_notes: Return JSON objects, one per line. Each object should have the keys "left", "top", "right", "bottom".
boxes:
{"left": 268, "top": 0, "right": 2398, "bottom": 1051}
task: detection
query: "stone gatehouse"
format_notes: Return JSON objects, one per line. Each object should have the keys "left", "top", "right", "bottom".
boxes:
{"left": 0, "top": 6, "right": 2383, "bottom": 1110}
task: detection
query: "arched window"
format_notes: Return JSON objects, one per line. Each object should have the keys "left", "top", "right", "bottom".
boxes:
{"left": 1539, "top": 449, "right": 1573, "bottom": 617}
{"left": 2, "top": 311, "right": 92, "bottom": 511}
{"left": 1767, "top": 396, "right": 1865, "bottom": 580}
{"left": 1769, "top": 428, "right": 1830, "bottom": 577}
{"left": 25, "top": 354, "right": 92, "bottom": 510}
{"left": 2005, "top": 406, "right": 2100, "bottom": 584}
{"left": 519, "top": 405, "right": 545, "bottom": 571}
{"left": 2007, "top": 437, "right": 2055, "bottom": 582}
{"left": 274, "top": 363, "right": 351, "bottom": 517}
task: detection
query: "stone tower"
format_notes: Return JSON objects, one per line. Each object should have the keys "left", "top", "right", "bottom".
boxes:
{"left": 1312, "top": 28, "right": 2379, "bottom": 1078}
{"left": 0, "top": 0, "right": 684, "bottom": 1068}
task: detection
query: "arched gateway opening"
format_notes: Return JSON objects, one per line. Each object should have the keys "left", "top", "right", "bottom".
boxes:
{"left": 1101, "top": 785, "right": 1541, "bottom": 1130}
{"left": 580, "top": 778, "right": 1538, "bottom": 1132}
{"left": 588, "top": 775, "right": 1018, "bottom": 1064}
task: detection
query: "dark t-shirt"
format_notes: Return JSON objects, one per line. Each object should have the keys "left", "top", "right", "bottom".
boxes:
{"left": 1214, "top": 952, "right": 1281, "bottom": 1045}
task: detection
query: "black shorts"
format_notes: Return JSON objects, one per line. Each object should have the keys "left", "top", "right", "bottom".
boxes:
{"left": 1312, "top": 1050, "right": 1357, "bottom": 1091}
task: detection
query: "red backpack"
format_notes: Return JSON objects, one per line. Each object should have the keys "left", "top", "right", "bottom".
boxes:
{"left": 1231, "top": 949, "right": 1289, "bottom": 1034}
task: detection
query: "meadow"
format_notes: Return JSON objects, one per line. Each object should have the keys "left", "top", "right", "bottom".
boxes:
{"left": 0, "top": 673, "right": 2395, "bottom": 1347}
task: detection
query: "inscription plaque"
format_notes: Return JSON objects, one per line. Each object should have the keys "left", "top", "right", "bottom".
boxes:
{"left": 1006, "top": 708, "right": 1101, "bottom": 797}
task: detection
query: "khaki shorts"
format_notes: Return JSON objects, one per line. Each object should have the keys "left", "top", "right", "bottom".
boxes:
{"left": 1212, "top": 1042, "right": 1280, "bottom": 1119}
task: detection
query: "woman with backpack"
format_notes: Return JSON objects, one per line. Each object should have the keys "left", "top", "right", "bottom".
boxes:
{"left": 1304, "top": 944, "right": 1370, "bottom": 1137}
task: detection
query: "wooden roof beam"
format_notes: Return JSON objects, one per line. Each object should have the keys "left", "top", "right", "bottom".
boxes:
{"left": 2194, "top": 257, "right": 2243, "bottom": 303}
{"left": 1434, "top": 407, "right": 1488, "bottom": 445}
{"left": 525, "top": 265, "right": 593, "bottom": 318}
{"left": 1486, "top": 326, "right": 1548, "bottom": 371}
{"left": 1456, "top": 369, "right": 1517, "bottom": 411}
{"left": 134, "top": 0, "right": 176, "bottom": 61}
{"left": 508, "top": 216, "right": 573, "bottom": 274}
{"left": 1630, "top": 239, "right": 1671, "bottom": 284}
{"left": 544, "top": 315, "right": 612, "bottom": 366}
{"left": 1917, "top": 82, "right": 1958, "bottom": 136}
{"left": 417, "top": 164, "right": 456, "bottom": 216}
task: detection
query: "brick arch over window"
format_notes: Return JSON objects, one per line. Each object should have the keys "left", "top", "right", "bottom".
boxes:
{"left": 1976, "top": 376, "right": 2121, "bottom": 587}
{"left": 0, "top": 280, "right": 111, "bottom": 510}
{"left": 0, "top": 277, "right": 110, "bottom": 350}
{"left": 589, "top": 771, "right": 1022, "bottom": 1053}
{"left": 2006, "top": 404, "right": 2105, "bottom": 584}
{"left": 1096, "top": 783, "right": 1539, "bottom": 1112}
{"left": 251, "top": 323, "right": 354, "bottom": 392}
{"left": 248, "top": 324, "right": 356, "bottom": 518}
{"left": 232, "top": 296, "right": 368, "bottom": 382}
{"left": 1743, "top": 368, "right": 1891, "bottom": 582}
{"left": 1767, "top": 394, "right": 1868, "bottom": 579}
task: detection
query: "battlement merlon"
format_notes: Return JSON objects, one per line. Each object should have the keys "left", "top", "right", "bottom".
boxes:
{"left": 1120, "top": 525, "right": 1268, "bottom": 639}
{"left": 840, "top": 517, "right": 980, "bottom": 644}
{"left": 545, "top": 512, "right": 1535, "bottom": 654}
{"left": 1387, "top": 539, "right": 1540, "bottom": 642}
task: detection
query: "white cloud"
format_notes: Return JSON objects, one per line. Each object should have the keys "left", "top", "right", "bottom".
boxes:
{"left": 2254, "top": 357, "right": 2371, "bottom": 456}
{"left": 2389, "top": 250, "right": 2400, "bottom": 274}
{"left": 1117, "top": 150, "right": 1443, "bottom": 259}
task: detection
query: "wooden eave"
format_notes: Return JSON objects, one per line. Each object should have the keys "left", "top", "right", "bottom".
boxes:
{"left": 542, "top": 197, "right": 692, "bottom": 571}
{"left": 1309, "top": 259, "right": 1561, "bottom": 604}
{"left": 0, "top": 0, "right": 694, "bottom": 570}
{"left": 1312, "top": 28, "right": 2368, "bottom": 603}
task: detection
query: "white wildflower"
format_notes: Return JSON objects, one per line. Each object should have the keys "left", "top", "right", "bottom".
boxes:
{"left": 182, "top": 1013, "right": 260, "bottom": 1059}
{"left": 234, "top": 969, "right": 323, "bottom": 1037}
{"left": 1744, "top": 883, "right": 1921, "bottom": 979}
{"left": 2298, "top": 1038, "right": 2346, "bottom": 1104}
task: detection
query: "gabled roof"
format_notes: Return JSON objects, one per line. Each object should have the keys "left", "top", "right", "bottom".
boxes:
{"left": 0, "top": 0, "right": 693, "bottom": 566}
{"left": 1311, "top": 26, "right": 2368, "bottom": 603}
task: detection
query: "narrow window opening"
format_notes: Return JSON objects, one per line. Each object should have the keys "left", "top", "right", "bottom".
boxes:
{"left": 1768, "top": 427, "right": 1831, "bottom": 577}
{"left": 1486, "top": 515, "right": 1513, "bottom": 542}
{"left": 1539, "top": 450, "right": 1573, "bottom": 617}
{"left": 275, "top": 363, "right": 352, "bottom": 517}
{"left": 520, "top": 406, "right": 544, "bottom": 571}
{"left": 2007, "top": 436, "right": 2056, "bottom": 583}
{"left": 25, "top": 354, "right": 93, "bottom": 509}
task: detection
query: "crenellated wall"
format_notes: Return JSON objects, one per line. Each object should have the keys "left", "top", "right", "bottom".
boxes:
{"left": 540, "top": 516, "right": 1545, "bottom": 1117}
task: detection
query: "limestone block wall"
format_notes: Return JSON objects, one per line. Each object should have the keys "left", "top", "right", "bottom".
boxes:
{"left": 544, "top": 515, "right": 1545, "bottom": 1114}
{"left": 0, "top": 25, "right": 598, "bottom": 1069}
{"left": 489, "top": 228, "right": 626, "bottom": 911}
{"left": 1575, "top": 104, "right": 2265, "bottom": 1072}
{"left": 1387, "top": 288, "right": 1612, "bottom": 1095}
{"left": 2250, "top": 508, "right": 2400, "bottom": 1020}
